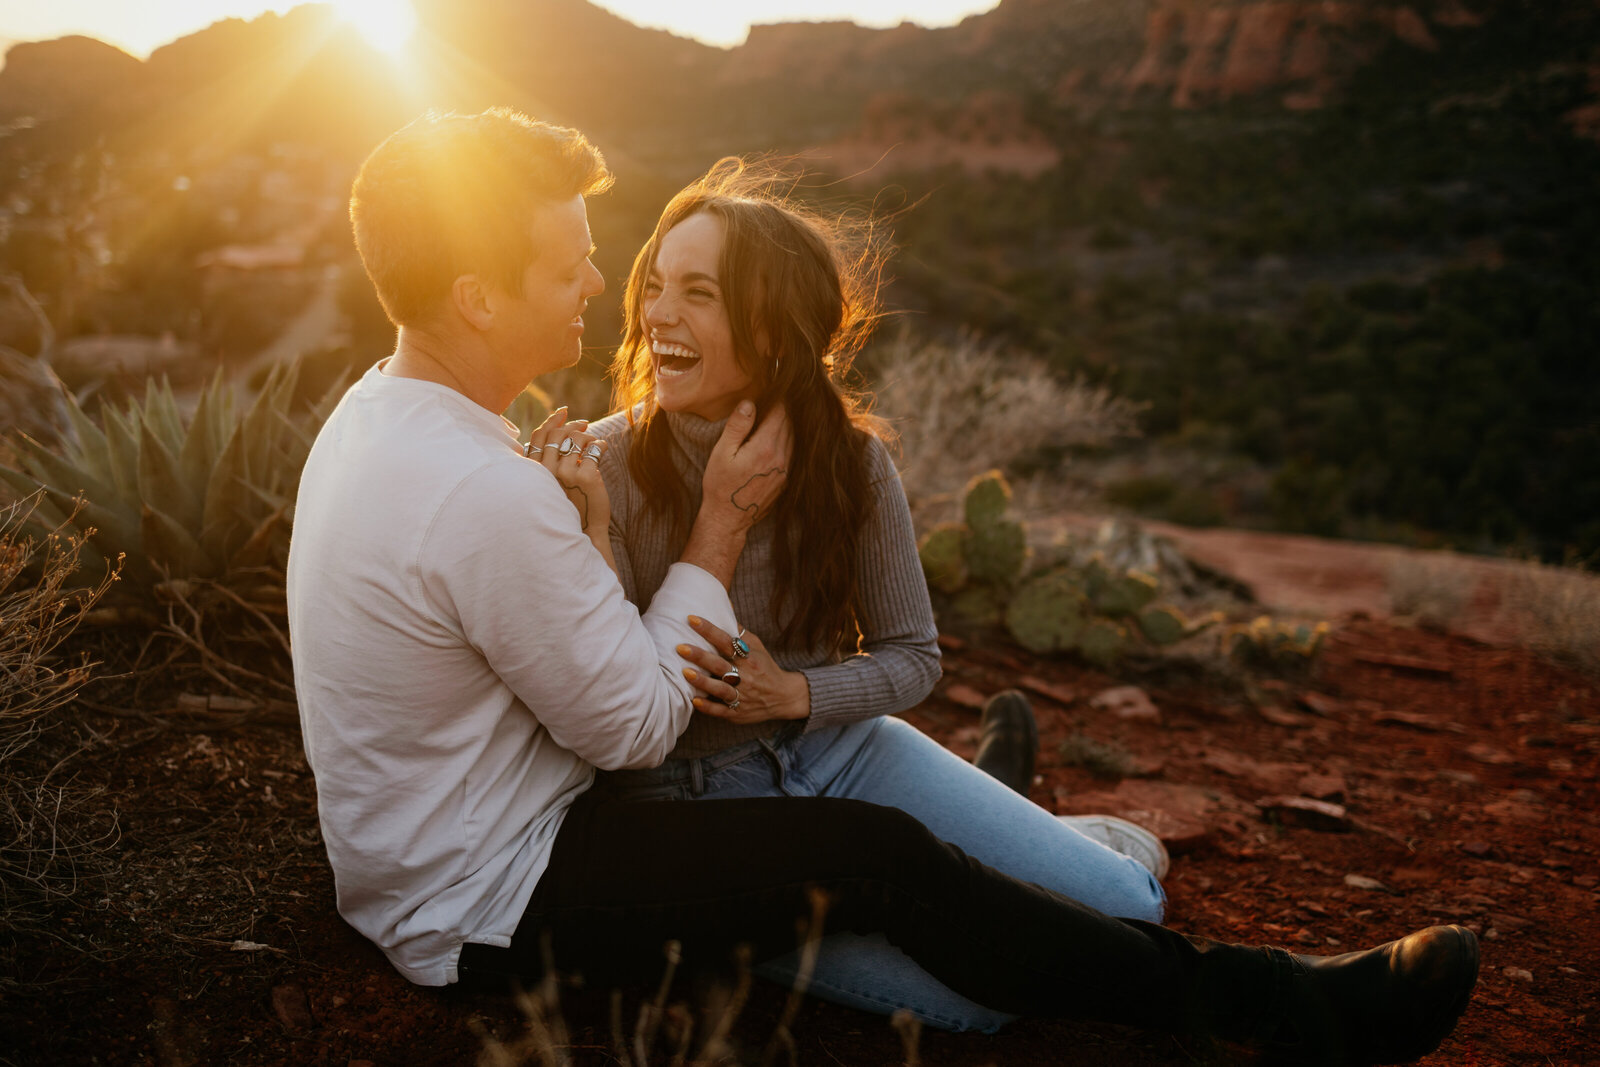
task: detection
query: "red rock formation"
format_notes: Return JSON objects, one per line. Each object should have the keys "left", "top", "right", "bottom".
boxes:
{"left": 1391, "top": 7, "right": 1441, "bottom": 51}
{"left": 1127, "top": 6, "right": 1185, "bottom": 91}
{"left": 1174, "top": 6, "right": 1237, "bottom": 107}
{"left": 1220, "top": 2, "right": 1300, "bottom": 97}
{"left": 1125, "top": 0, "right": 1460, "bottom": 110}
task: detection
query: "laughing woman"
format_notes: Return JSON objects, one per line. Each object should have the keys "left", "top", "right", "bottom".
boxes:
{"left": 590, "top": 160, "right": 1166, "bottom": 1032}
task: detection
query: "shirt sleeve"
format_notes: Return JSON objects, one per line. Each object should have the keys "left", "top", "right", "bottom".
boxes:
{"left": 797, "top": 439, "right": 942, "bottom": 732}
{"left": 418, "top": 457, "right": 736, "bottom": 771}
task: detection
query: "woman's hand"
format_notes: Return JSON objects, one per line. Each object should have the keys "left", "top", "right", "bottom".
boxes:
{"left": 677, "top": 616, "right": 810, "bottom": 725}
{"left": 701, "top": 402, "right": 791, "bottom": 532}
{"left": 682, "top": 401, "right": 791, "bottom": 589}
{"left": 525, "top": 406, "right": 615, "bottom": 572}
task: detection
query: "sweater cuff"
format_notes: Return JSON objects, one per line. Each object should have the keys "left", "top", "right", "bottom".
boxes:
{"left": 795, "top": 665, "right": 863, "bottom": 734}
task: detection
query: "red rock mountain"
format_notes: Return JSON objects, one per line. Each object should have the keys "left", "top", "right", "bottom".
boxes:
{"left": 0, "top": 0, "right": 1574, "bottom": 163}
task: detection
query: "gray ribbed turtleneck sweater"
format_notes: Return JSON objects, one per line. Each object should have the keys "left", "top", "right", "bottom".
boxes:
{"left": 591, "top": 409, "right": 941, "bottom": 760}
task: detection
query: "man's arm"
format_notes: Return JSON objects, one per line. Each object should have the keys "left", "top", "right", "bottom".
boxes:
{"left": 421, "top": 460, "right": 735, "bottom": 771}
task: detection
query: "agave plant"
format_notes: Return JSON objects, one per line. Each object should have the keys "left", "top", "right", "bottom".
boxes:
{"left": 0, "top": 362, "right": 341, "bottom": 604}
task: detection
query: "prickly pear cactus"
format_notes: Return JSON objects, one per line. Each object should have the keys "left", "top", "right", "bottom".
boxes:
{"left": 918, "top": 523, "right": 970, "bottom": 594}
{"left": 1075, "top": 618, "right": 1130, "bottom": 667}
{"left": 949, "top": 583, "right": 1007, "bottom": 627}
{"left": 1225, "top": 616, "right": 1329, "bottom": 672}
{"left": 1136, "top": 605, "right": 1188, "bottom": 646}
{"left": 1090, "top": 567, "right": 1160, "bottom": 617}
{"left": 1004, "top": 569, "right": 1087, "bottom": 653}
{"left": 966, "top": 518, "right": 1028, "bottom": 585}
{"left": 963, "top": 470, "right": 1012, "bottom": 530}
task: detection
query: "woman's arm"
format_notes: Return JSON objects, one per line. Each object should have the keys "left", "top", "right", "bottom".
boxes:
{"left": 791, "top": 438, "right": 942, "bottom": 728}
{"left": 684, "top": 437, "right": 941, "bottom": 728}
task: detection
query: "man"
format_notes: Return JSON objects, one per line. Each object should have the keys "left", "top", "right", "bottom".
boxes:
{"left": 288, "top": 110, "right": 1478, "bottom": 1065}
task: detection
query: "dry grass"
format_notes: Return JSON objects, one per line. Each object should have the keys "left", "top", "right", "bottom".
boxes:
{"left": 475, "top": 889, "right": 927, "bottom": 1067}
{"left": 0, "top": 492, "right": 119, "bottom": 933}
{"left": 1500, "top": 561, "right": 1600, "bottom": 675}
{"left": 1386, "top": 551, "right": 1478, "bottom": 631}
{"left": 868, "top": 332, "right": 1142, "bottom": 515}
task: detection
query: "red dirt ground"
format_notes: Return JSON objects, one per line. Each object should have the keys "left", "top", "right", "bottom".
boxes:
{"left": 3, "top": 616, "right": 1597, "bottom": 1066}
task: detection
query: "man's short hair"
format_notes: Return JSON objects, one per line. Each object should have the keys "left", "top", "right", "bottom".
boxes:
{"left": 350, "top": 109, "right": 612, "bottom": 326}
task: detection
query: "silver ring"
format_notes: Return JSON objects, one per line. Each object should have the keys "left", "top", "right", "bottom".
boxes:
{"left": 730, "top": 636, "right": 750, "bottom": 659}
{"left": 525, "top": 442, "right": 543, "bottom": 457}
{"left": 558, "top": 437, "right": 578, "bottom": 457}
{"left": 583, "top": 442, "right": 603, "bottom": 460}
{"left": 720, "top": 666, "right": 741, "bottom": 688}
{"left": 725, "top": 697, "right": 740, "bottom": 711}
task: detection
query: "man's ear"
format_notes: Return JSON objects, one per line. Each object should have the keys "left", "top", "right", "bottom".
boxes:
{"left": 451, "top": 274, "right": 496, "bottom": 331}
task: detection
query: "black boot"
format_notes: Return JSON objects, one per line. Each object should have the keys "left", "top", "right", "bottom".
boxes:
{"left": 1260, "top": 924, "right": 1480, "bottom": 1065}
{"left": 972, "top": 690, "right": 1037, "bottom": 796}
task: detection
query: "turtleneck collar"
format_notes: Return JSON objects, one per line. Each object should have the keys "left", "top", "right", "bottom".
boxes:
{"left": 663, "top": 410, "right": 727, "bottom": 467}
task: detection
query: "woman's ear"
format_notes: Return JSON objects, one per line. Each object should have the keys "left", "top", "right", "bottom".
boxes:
{"left": 451, "top": 274, "right": 496, "bottom": 331}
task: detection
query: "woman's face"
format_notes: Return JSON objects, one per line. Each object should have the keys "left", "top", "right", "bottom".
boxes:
{"left": 643, "top": 211, "right": 754, "bottom": 423}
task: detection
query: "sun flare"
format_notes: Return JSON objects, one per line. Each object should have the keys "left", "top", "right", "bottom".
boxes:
{"left": 331, "top": 0, "right": 418, "bottom": 55}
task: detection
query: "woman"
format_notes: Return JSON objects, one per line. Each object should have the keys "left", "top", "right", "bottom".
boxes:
{"left": 591, "top": 160, "right": 1165, "bottom": 1031}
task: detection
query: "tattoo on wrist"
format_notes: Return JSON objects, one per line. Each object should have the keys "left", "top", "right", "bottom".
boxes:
{"left": 570, "top": 487, "right": 591, "bottom": 529}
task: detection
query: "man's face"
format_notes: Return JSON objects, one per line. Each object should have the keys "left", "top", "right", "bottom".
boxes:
{"left": 497, "top": 195, "right": 605, "bottom": 378}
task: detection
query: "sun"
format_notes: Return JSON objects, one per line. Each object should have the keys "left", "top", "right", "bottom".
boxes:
{"left": 331, "top": 0, "right": 419, "bottom": 55}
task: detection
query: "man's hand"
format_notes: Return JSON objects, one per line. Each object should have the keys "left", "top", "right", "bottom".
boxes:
{"left": 680, "top": 401, "right": 791, "bottom": 587}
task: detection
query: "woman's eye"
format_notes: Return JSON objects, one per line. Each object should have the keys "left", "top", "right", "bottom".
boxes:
{"left": 643, "top": 282, "right": 661, "bottom": 295}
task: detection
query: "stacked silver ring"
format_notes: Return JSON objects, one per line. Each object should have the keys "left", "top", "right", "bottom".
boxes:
{"left": 525, "top": 442, "right": 543, "bottom": 457}
{"left": 583, "top": 442, "right": 603, "bottom": 460}
{"left": 557, "top": 437, "right": 578, "bottom": 457}
{"left": 720, "top": 666, "right": 741, "bottom": 687}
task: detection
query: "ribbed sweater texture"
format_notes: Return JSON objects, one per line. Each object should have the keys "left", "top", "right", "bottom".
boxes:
{"left": 593, "top": 409, "right": 941, "bottom": 760}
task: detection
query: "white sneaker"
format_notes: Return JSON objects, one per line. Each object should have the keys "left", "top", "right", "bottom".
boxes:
{"left": 1057, "top": 814, "right": 1171, "bottom": 881}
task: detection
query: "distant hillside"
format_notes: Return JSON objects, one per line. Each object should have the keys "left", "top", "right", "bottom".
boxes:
{"left": 0, "top": 0, "right": 1541, "bottom": 154}
{"left": 0, "top": 0, "right": 1596, "bottom": 557}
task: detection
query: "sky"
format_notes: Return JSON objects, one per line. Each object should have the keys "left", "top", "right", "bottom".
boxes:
{"left": 0, "top": 0, "right": 1003, "bottom": 59}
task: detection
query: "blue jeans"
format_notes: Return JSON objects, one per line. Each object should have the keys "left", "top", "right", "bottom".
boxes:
{"left": 595, "top": 716, "right": 1167, "bottom": 1032}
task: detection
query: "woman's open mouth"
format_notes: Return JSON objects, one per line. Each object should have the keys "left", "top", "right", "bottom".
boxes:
{"left": 653, "top": 340, "right": 700, "bottom": 378}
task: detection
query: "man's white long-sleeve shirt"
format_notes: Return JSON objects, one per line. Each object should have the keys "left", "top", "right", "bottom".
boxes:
{"left": 286, "top": 363, "right": 735, "bottom": 985}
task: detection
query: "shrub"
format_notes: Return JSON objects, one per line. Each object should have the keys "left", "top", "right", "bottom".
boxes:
{"left": 0, "top": 363, "right": 341, "bottom": 720}
{"left": 0, "top": 493, "right": 117, "bottom": 931}
{"left": 1387, "top": 552, "right": 1477, "bottom": 631}
{"left": 869, "top": 332, "right": 1142, "bottom": 508}
{"left": 1502, "top": 562, "right": 1600, "bottom": 674}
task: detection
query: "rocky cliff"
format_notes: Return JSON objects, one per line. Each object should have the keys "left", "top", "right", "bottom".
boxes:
{"left": 1121, "top": 0, "right": 1479, "bottom": 109}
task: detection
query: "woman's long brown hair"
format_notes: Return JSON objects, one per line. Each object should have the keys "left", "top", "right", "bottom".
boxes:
{"left": 611, "top": 158, "right": 891, "bottom": 652}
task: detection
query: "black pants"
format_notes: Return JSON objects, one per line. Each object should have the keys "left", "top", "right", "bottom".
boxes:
{"left": 458, "top": 793, "right": 1281, "bottom": 1040}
